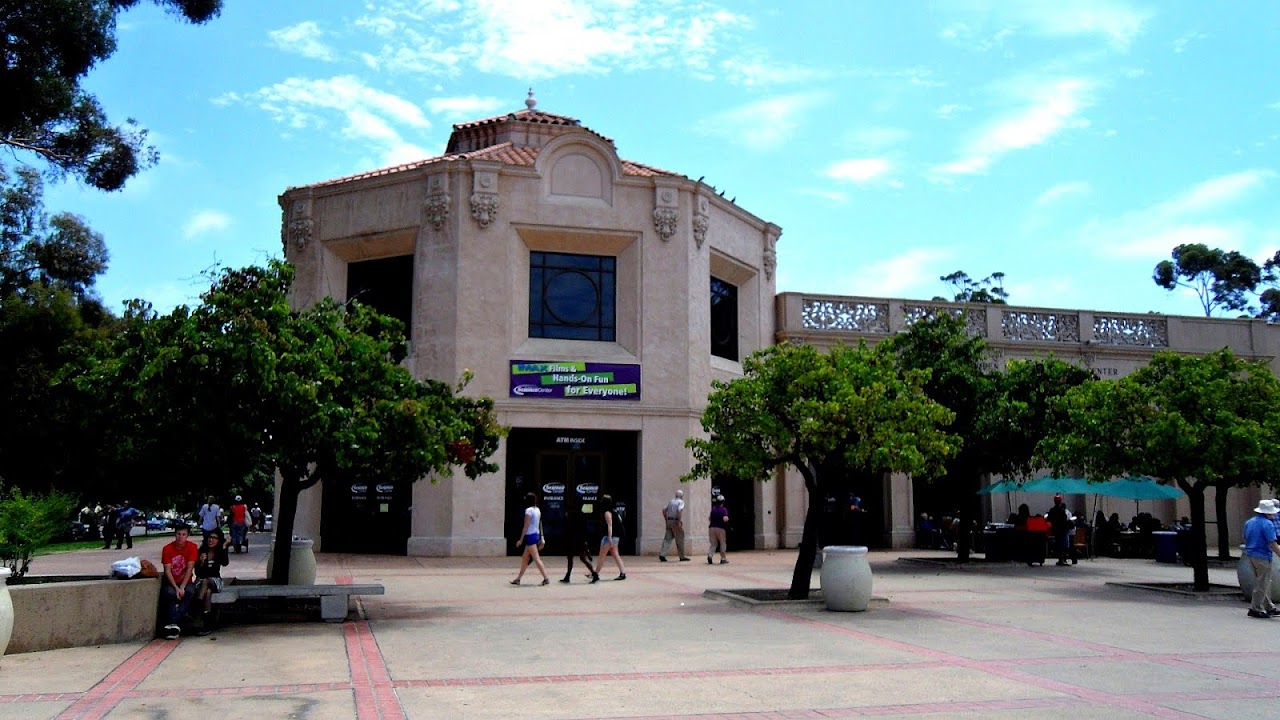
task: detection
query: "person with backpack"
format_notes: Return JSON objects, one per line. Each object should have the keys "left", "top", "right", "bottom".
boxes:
{"left": 590, "top": 494, "right": 626, "bottom": 583}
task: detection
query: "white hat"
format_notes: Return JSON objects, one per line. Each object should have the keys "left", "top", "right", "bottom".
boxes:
{"left": 675, "top": 490, "right": 684, "bottom": 497}
{"left": 1254, "top": 499, "right": 1278, "bottom": 514}
{"left": 235, "top": 495, "right": 242, "bottom": 502}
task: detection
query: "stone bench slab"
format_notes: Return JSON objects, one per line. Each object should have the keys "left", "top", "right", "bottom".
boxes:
{"left": 210, "top": 583, "right": 384, "bottom": 622}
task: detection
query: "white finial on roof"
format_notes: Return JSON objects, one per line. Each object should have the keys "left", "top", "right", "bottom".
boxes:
{"left": 525, "top": 88, "right": 536, "bottom": 110}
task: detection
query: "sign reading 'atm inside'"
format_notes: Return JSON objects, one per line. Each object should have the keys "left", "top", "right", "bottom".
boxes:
{"left": 509, "top": 360, "right": 641, "bottom": 401}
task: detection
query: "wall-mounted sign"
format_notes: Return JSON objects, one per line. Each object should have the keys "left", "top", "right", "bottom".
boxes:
{"left": 509, "top": 360, "right": 641, "bottom": 401}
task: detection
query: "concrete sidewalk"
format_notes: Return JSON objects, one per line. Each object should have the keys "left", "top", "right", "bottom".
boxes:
{"left": 2, "top": 542, "right": 1277, "bottom": 719}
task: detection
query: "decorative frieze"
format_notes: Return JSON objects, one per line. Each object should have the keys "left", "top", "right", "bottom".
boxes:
{"left": 470, "top": 193, "right": 499, "bottom": 228}
{"left": 801, "top": 299, "right": 890, "bottom": 333}
{"left": 653, "top": 207, "right": 678, "bottom": 241}
{"left": 692, "top": 194, "right": 710, "bottom": 249}
{"left": 283, "top": 197, "right": 312, "bottom": 253}
{"left": 763, "top": 226, "right": 780, "bottom": 280}
{"left": 1092, "top": 315, "right": 1168, "bottom": 348}
{"left": 470, "top": 167, "right": 500, "bottom": 228}
{"left": 423, "top": 173, "right": 450, "bottom": 231}
{"left": 902, "top": 304, "right": 988, "bottom": 338}
{"left": 1001, "top": 310, "right": 1080, "bottom": 342}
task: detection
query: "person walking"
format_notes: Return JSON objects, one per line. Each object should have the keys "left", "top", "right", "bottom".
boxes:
{"left": 197, "top": 496, "right": 222, "bottom": 539}
{"left": 658, "top": 489, "right": 690, "bottom": 562}
{"left": 511, "top": 493, "right": 550, "bottom": 586}
{"left": 228, "top": 496, "right": 249, "bottom": 553}
{"left": 249, "top": 503, "right": 264, "bottom": 533}
{"left": 1046, "top": 495, "right": 1075, "bottom": 566}
{"left": 114, "top": 500, "right": 141, "bottom": 550}
{"left": 707, "top": 494, "right": 729, "bottom": 564}
{"left": 100, "top": 503, "right": 119, "bottom": 549}
{"left": 1243, "top": 499, "right": 1280, "bottom": 619}
{"left": 590, "top": 494, "right": 626, "bottom": 582}
{"left": 561, "top": 492, "right": 594, "bottom": 583}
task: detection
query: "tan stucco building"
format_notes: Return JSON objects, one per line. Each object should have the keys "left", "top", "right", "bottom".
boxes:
{"left": 280, "top": 97, "right": 1275, "bottom": 557}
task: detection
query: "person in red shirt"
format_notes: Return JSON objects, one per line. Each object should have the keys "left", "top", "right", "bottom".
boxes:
{"left": 161, "top": 526, "right": 199, "bottom": 639}
{"left": 228, "top": 496, "right": 249, "bottom": 553}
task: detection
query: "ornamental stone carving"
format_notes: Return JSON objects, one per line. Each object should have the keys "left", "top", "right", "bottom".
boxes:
{"left": 653, "top": 207, "right": 678, "bottom": 241}
{"left": 762, "top": 228, "right": 779, "bottom": 280}
{"left": 692, "top": 194, "right": 710, "bottom": 249}
{"left": 424, "top": 194, "right": 450, "bottom": 231}
{"left": 1092, "top": 315, "right": 1168, "bottom": 348}
{"left": 801, "top": 299, "right": 890, "bottom": 333}
{"left": 1001, "top": 310, "right": 1080, "bottom": 342}
{"left": 901, "top": 304, "right": 988, "bottom": 338}
{"left": 470, "top": 193, "right": 499, "bottom": 228}
{"left": 282, "top": 197, "right": 312, "bottom": 253}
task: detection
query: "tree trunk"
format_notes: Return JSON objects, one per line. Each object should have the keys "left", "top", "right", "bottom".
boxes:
{"left": 1213, "top": 485, "right": 1232, "bottom": 559}
{"left": 788, "top": 484, "right": 824, "bottom": 599}
{"left": 1185, "top": 485, "right": 1210, "bottom": 591}
{"left": 268, "top": 475, "right": 301, "bottom": 585}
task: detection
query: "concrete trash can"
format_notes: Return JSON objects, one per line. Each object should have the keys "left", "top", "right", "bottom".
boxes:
{"left": 1152, "top": 531, "right": 1178, "bottom": 563}
{"left": 265, "top": 537, "right": 317, "bottom": 585}
{"left": 819, "top": 546, "right": 872, "bottom": 612}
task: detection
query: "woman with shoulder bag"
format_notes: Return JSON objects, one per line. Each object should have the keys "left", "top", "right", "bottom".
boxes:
{"left": 511, "top": 493, "right": 550, "bottom": 586}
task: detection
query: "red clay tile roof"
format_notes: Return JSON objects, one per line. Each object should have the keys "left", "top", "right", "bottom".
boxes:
{"left": 294, "top": 142, "right": 681, "bottom": 190}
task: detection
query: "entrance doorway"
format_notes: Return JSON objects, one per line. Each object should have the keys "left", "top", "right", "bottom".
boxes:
{"left": 506, "top": 429, "right": 637, "bottom": 556}
{"left": 711, "top": 476, "right": 756, "bottom": 551}
{"left": 320, "top": 475, "right": 411, "bottom": 555}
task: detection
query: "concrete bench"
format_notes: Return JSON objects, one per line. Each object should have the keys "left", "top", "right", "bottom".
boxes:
{"left": 210, "top": 581, "right": 385, "bottom": 622}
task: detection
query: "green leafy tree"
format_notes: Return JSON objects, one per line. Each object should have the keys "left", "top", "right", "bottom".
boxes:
{"left": 1254, "top": 250, "right": 1280, "bottom": 322}
{"left": 936, "top": 270, "right": 1008, "bottom": 304}
{"left": 885, "top": 313, "right": 994, "bottom": 543}
{"left": 1152, "top": 244, "right": 1261, "bottom": 316}
{"left": 684, "top": 341, "right": 958, "bottom": 598}
{"left": 1, "top": 0, "right": 222, "bottom": 191}
{"left": 74, "top": 261, "right": 505, "bottom": 583}
{"left": 977, "top": 357, "right": 1095, "bottom": 480}
{"left": 1038, "top": 349, "right": 1280, "bottom": 590}
{"left": 1, "top": 166, "right": 108, "bottom": 298}
{"left": 0, "top": 485, "right": 77, "bottom": 577}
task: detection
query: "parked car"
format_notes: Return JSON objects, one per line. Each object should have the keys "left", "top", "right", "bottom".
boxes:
{"left": 145, "top": 517, "right": 169, "bottom": 532}
{"left": 55, "top": 521, "right": 90, "bottom": 543}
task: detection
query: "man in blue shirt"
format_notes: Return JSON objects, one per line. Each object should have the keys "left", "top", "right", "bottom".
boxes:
{"left": 1243, "top": 499, "right": 1280, "bottom": 619}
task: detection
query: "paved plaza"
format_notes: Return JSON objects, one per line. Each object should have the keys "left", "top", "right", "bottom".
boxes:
{"left": 1, "top": 536, "right": 1278, "bottom": 719}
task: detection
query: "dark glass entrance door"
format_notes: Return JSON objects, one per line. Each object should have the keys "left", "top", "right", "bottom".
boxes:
{"left": 320, "top": 475, "right": 411, "bottom": 555}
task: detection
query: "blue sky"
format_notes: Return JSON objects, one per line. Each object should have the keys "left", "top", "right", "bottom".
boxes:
{"left": 40, "top": 0, "right": 1280, "bottom": 318}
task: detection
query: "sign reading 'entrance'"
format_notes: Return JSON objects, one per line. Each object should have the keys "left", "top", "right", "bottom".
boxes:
{"left": 509, "top": 360, "right": 641, "bottom": 400}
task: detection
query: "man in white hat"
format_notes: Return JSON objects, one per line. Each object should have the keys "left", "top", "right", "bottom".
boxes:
{"left": 1243, "top": 499, "right": 1280, "bottom": 618}
{"left": 658, "top": 489, "right": 690, "bottom": 562}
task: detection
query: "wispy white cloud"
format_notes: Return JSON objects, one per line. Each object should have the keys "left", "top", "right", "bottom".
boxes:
{"left": 1081, "top": 169, "right": 1276, "bottom": 259}
{"left": 425, "top": 95, "right": 505, "bottom": 119}
{"left": 936, "top": 103, "right": 969, "bottom": 119}
{"left": 183, "top": 210, "right": 231, "bottom": 240}
{"left": 268, "top": 21, "right": 337, "bottom": 61}
{"left": 938, "top": 1, "right": 1151, "bottom": 52}
{"left": 1172, "top": 31, "right": 1207, "bottom": 54}
{"left": 718, "top": 55, "right": 831, "bottom": 87}
{"left": 697, "top": 92, "right": 827, "bottom": 151}
{"left": 933, "top": 76, "right": 1094, "bottom": 177}
{"left": 797, "top": 188, "right": 849, "bottom": 205}
{"left": 825, "top": 158, "right": 893, "bottom": 184}
{"left": 216, "top": 75, "right": 430, "bottom": 165}
{"left": 1269, "top": 100, "right": 1280, "bottom": 111}
{"left": 353, "top": 0, "right": 751, "bottom": 80}
{"left": 845, "top": 248, "right": 954, "bottom": 298}
{"left": 1033, "top": 181, "right": 1091, "bottom": 207}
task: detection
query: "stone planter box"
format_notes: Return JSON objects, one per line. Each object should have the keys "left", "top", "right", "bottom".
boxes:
{"left": 5, "top": 576, "right": 160, "bottom": 654}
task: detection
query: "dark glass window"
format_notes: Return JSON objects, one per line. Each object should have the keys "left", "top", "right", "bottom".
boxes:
{"left": 347, "top": 255, "right": 414, "bottom": 340}
{"left": 529, "top": 251, "right": 616, "bottom": 341}
{"left": 710, "top": 276, "right": 738, "bottom": 361}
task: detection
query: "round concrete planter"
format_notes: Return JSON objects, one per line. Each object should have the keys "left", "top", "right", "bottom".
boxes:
{"left": 820, "top": 545, "right": 872, "bottom": 612}
{"left": 0, "top": 568, "right": 12, "bottom": 657}
{"left": 266, "top": 537, "right": 317, "bottom": 585}
{"left": 1236, "top": 550, "right": 1280, "bottom": 601}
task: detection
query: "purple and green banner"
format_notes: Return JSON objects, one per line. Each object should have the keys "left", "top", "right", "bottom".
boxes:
{"left": 509, "top": 360, "right": 641, "bottom": 401}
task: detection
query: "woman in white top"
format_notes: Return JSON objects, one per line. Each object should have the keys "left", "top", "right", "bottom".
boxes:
{"left": 511, "top": 492, "right": 550, "bottom": 586}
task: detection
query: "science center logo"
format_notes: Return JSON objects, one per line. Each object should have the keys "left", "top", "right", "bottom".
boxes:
{"left": 542, "top": 483, "right": 566, "bottom": 494}
{"left": 509, "top": 359, "right": 640, "bottom": 400}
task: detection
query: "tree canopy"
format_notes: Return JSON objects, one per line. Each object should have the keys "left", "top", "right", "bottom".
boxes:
{"left": 684, "top": 341, "right": 957, "bottom": 598}
{"left": 1, "top": 0, "right": 222, "bottom": 191}
{"left": 977, "top": 356, "right": 1095, "bottom": 481}
{"left": 1038, "top": 348, "right": 1280, "bottom": 590}
{"left": 936, "top": 270, "right": 1008, "bottom": 304}
{"left": 72, "top": 261, "right": 505, "bottom": 582}
{"left": 1152, "top": 243, "right": 1261, "bottom": 317}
